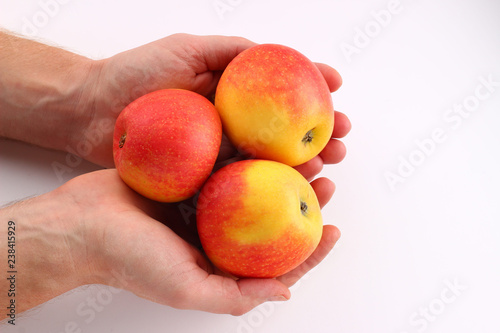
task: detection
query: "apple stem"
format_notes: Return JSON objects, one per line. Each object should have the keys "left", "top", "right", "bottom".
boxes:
{"left": 300, "top": 201, "right": 308, "bottom": 215}
{"left": 119, "top": 133, "right": 127, "bottom": 148}
{"left": 302, "top": 129, "right": 314, "bottom": 144}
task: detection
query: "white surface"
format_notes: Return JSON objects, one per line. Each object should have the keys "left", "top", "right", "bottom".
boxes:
{"left": 1, "top": 0, "right": 500, "bottom": 332}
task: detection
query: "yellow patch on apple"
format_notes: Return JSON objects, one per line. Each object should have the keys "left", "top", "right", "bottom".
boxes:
{"left": 215, "top": 44, "right": 335, "bottom": 167}
{"left": 196, "top": 159, "right": 323, "bottom": 278}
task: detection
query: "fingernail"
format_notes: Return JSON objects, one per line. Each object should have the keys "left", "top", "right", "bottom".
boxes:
{"left": 267, "top": 295, "right": 288, "bottom": 302}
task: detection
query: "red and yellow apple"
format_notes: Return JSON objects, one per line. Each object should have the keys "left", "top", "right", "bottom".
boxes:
{"left": 113, "top": 89, "right": 222, "bottom": 202}
{"left": 215, "top": 44, "right": 334, "bottom": 167}
{"left": 196, "top": 159, "right": 323, "bottom": 278}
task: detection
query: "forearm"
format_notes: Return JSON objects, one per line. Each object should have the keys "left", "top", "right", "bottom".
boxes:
{"left": 0, "top": 193, "right": 98, "bottom": 320}
{"left": 0, "top": 30, "right": 99, "bottom": 153}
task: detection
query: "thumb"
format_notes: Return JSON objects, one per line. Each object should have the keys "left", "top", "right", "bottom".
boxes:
{"left": 192, "top": 34, "right": 257, "bottom": 71}
{"left": 177, "top": 273, "right": 291, "bottom": 316}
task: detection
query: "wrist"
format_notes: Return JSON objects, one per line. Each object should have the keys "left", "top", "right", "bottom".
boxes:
{"left": 0, "top": 32, "right": 108, "bottom": 163}
{"left": 65, "top": 56, "right": 124, "bottom": 168}
{"left": 38, "top": 187, "right": 105, "bottom": 284}
{"left": 0, "top": 190, "right": 102, "bottom": 317}
{"left": 64, "top": 58, "right": 110, "bottom": 164}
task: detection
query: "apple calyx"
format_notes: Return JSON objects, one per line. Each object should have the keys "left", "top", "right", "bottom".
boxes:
{"left": 300, "top": 201, "right": 308, "bottom": 215}
{"left": 302, "top": 129, "right": 314, "bottom": 145}
{"left": 118, "top": 133, "right": 127, "bottom": 148}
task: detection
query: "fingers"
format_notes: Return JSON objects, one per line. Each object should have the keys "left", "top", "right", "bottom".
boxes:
{"left": 310, "top": 177, "right": 335, "bottom": 209}
{"left": 319, "top": 139, "right": 347, "bottom": 164}
{"left": 179, "top": 272, "right": 290, "bottom": 316}
{"left": 318, "top": 111, "right": 351, "bottom": 164}
{"left": 177, "top": 224, "right": 340, "bottom": 315}
{"left": 314, "top": 63, "right": 342, "bottom": 92}
{"left": 277, "top": 224, "right": 340, "bottom": 287}
{"left": 294, "top": 155, "right": 323, "bottom": 181}
{"left": 191, "top": 34, "right": 257, "bottom": 72}
{"left": 189, "top": 34, "right": 257, "bottom": 97}
{"left": 170, "top": 176, "right": 335, "bottom": 316}
{"left": 332, "top": 111, "right": 351, "bottom": 138}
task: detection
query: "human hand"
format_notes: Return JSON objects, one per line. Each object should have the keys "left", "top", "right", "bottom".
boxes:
{"left": 72, "top": 51, "right": 350, "bottom": 312}
{"left": 78, "top": 33, "right": 351, "bottom": 168}
{"left": 0, "top": 168, "right": 340, "bottom": 317}
{"left": 0, "top": 32, "right": 350, "bottom": 170}
{"left": 0, "top": 32, "right": 350, "bottom": 317}
{"left": 80, "top": 38, "right": 350, "bottom": 314}
{"left": 75, "top": 169, "right": 341, "bottom": 315}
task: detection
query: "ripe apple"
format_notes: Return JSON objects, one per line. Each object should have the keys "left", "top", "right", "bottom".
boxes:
{"left": 196, "top": 159, "right": 323, "bottom": 278}
{"left": 214, "top": 44, "right": 334, "bottom": 167}
{"left": 113, "top": 89, "right": 222, "bottom": 202}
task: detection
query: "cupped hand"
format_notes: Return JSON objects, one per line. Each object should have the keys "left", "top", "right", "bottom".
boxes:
{"left": 80, "top": 33, "right": 350, "bottom": 168}
{"left": 81, "top": 34, "right": 254, "bottom": 167}
{"left": 57, "top": 169, "right": 340, "bottom": 315}
{"left": 70, "top": 35, "right": 350, "bottom": 315}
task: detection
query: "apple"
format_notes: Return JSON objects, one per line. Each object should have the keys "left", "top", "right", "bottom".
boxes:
{"left": 214, "top": 44, "right": 334, "bottom": 167}
{"left": 113, "top": 89, "right": 222, "bottom": 202}
{"left": 196, "top": 159, "right": 323, "bottom": 278}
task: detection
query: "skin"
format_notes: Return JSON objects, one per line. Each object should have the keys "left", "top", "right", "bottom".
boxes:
{"left": 0, "top": 31, "right": 351, "bottom": 318}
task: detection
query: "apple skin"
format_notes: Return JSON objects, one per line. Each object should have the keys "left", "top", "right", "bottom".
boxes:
{"left": 196, "top": 159, "right": 323, "bottom": 278}
{"left": 113, "top": 89, "right": 222, "bottom": 202}
{"left": 214, "top": 44, "right": 334, "bottom": 167}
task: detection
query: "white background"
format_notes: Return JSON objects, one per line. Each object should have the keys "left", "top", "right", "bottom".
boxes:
{"left": 1, "top": 0, "right": 500, "bottom": 332}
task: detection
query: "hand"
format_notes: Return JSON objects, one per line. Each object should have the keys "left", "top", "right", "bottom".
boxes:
{"left": 73, "top": 35, "right": 350, "bottom": 315}
{"left": 0, "top": 32, "right": 351, "bottom": 317}
{"left": 79, "top": 33, "right": 351, "bottom": 168}
{"left": 0, "top": 32, "right": 350, "bottom": 170}
{"left": 77, "top": 34, "right": 255, "bottom": 167}
{"left": 67, "top": 169, "right": 341, "bottom": 315}
{"left": 0, "top": 168, "right": 340, "bottom": 317}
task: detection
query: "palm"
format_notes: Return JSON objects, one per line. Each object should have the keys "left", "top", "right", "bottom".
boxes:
{"left": 71, "top": 167, "right": 340, "bottom": 315}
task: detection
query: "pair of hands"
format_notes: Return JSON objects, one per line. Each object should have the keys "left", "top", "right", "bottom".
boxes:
{"left": 6, "top": 34, "right": 351, "bottom": 316}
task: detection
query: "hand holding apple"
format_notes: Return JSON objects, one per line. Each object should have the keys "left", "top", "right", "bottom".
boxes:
{"left": 0, "top": 31, "right": 350, "bottom": 317}
{"left": 110, "top": 39, "right": 349, "bottom": 289}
